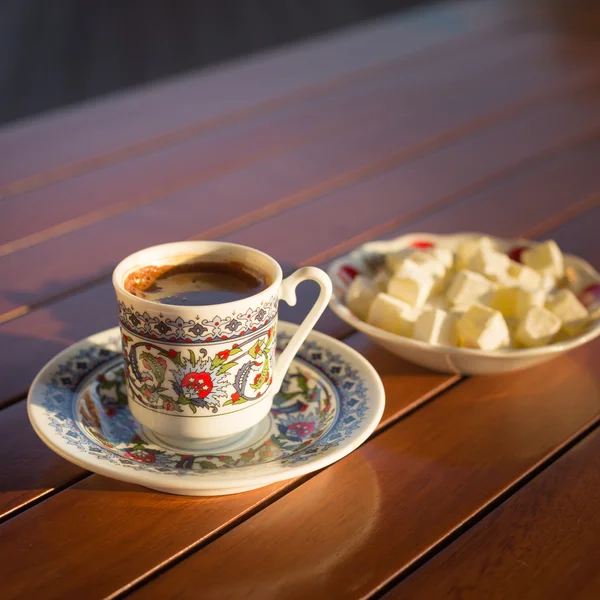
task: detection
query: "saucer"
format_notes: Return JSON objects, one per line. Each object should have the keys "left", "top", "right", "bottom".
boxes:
{"left": 28, "top": 321, "right": 385, "bottom": 496}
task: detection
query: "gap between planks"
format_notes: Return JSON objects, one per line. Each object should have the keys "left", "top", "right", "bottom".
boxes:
{"left": 374, "top": 416, "right": 600, "bottom": 599}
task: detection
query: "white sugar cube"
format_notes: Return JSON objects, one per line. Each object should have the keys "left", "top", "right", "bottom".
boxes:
{"left": 372, "top": 270, "right": 390, "bottom": 292}
{"left": 515, "top": 306, "right": 561, "bottom": 347}
{"left": 367, "top": 293, "right": 420, "bottom": 337}
{"left": 565, "top": 265, "right": 598, "bottom": 296}
{"left": 490, "top": 286, "right": 519, "bottom": 318}
{"left": 428, "top": 295, "right": 450, "bottom": 311}
{"left": 404, "top": 255, "right": 447, "bottom": 294}
{"left": 428, "top": 248, "right": 455, "bottom": 270}
{"left": 388, "top": 263, "right": 435, "bottom": 308}
{"left": 468, "top": 248, "right": 510, "bottom": 282}
{"left": 446, "top": 270, "right": 495, "bottom": 307}
{"left": 385, "top": 248, "right": 414, "bottom": 272}
{"left": 522, "top": 240, "right": 564, "bottom": 279}
{"left": 345, "top": 275, "right": 378, "bottom": 320}
{"left": 414, "top": 307, "right": 458, "bottom": 346}
{"left": 546, "top": 289, "right": 589, "bottom": 336}
{"left": 515, "top": 287, "right": 546, "bottom": 319}
{"left": 507, "top": 260, "right": 542, "bottom": 290}
{"left": 388, "top": 250, "right": 447, "bottom": 283}
{"left": 540, "top": 272, "right": 556, "bottom": 294}
{"left": 456, "top": 304, "right": 510, "bottom": 350}
{"left": 456, "top": 236, "right": 495, "bottom": 270}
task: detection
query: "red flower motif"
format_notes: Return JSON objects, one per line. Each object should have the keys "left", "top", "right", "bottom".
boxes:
{"left": 125, "top": 451, "right": 156, "bottom": 464}
{"left": 231, "top": 392, "right": 241, "bottom": 403}
{"left": 287, "top": 421, "right": 315, "bottom": 438}
{"left": 182, "top": 372, "right": 213, "bottom": 399}
{"left": 143, "top": 388, "right": 151, "bottom": 399}
{"left": 253, "top": 373, "right": 262, "bottom": 385}
{"left": 508, "top": 246, "right": 528, "bottom": 263}
{"left": 580, "top": 283, "right": 600, "bottom": 307}
{"left": 145, "top": 345, "right": 151, "bottom": 350}
{"left": 217, "top": 349, "right": 230, "bottom": 361}
{"left": 267, "top": 326, "right": 274, "bottom": 339}
{"left": 411, "top": 240, "right": 435, "bottom": 249}
{"left": 105, "top": 407, "right": 116, "bottom": 417}
{"left": 157, "top": 357, "right": 166, "bottom": 368}
{"left": 338, "top": 265, "right": 359, "bottom": 284}
{"left": 163, "top": 401, "right": 175, "bottom": 411}
{"left": 122, "top": 335, "right": 129, "bottom": 346}
{"left": 168, "top": 349, "right": 178, "bottom": 358}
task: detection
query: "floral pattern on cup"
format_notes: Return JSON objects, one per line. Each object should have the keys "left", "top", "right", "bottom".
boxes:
{"left": 117, "top": 295, "right": 278, "bottom": 344}
{"left": 122, "top": 324, "right": 276, "bottom": 415}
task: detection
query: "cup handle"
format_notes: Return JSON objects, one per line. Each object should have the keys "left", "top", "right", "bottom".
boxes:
{"left": 272, "top": 267, "right": 333, "bottom": 393}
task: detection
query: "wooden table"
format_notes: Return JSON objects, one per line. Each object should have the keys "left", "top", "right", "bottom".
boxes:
{"left": 1, "top": 1, "right": 600, "bottom": 598}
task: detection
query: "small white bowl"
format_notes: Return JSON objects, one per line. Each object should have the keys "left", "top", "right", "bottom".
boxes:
{"left": 328, "top": 232, "right": 600, "bottom": 375}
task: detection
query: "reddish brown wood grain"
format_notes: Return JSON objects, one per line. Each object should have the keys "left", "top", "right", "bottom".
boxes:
{"left": 0, "top": 195, "right": 599, "bottom": 596}
{"left": 0, "top": 334, "right": 457, "bottom": 600}
{"left": 390, "top": 427, "right": 600, "bottom": 600}
{"left": 2, "top": 78, "right": 600, "bottom": 324}
{"left": 129, "top": 337, "right": 600, "bottom": 600}
{"left": 2, "top": 132, "right": 600, "bottom": 408}
{"left": 0, "top": 0, "right": 518, "bottom": 196}
{"left": 1, "top": 130, "right": 599, "bottom": 521}
{"left": 1, "top": 4, "right": 600, "bottom": 598}
{"left": 227, "top": 128, "right": 600, "bottom": 266}
{"left": 0, "top": 400, "right": 84, "bottom": 520}
{"left": 0, "top": 29, "right": 564, "bottom": 251}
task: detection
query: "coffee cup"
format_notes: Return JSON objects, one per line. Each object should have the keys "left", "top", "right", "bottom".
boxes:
{"left": 112, "top": 241, "right": 332, "bottom": 451}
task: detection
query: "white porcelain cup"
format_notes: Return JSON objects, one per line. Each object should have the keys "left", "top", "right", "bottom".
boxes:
{"left": 112, "top": 241, "right": 332, "bottom": 451}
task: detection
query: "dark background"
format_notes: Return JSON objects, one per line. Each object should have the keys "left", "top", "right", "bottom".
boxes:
{"left": 0, "top": 0, "right": 443, "bottom": 126}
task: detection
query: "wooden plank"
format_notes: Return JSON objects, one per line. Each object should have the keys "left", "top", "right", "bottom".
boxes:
{"left": 0, "top": 400, "right": 84, "bottom": 521}
{"left": 2, "top": 78, "right": 600, "bottom": 324}
{"left": 0, "top": 333, "right": 458, "bottom": 600}
{"left": 389, "top": 427, "right": 600, "bottom": 600}
{"left": 0, "top": 0, "right": 517, "bottom": 197}
{"left": 0, "top": 27, "right": 565, "bottom": 251}
{"left": 226, "top": 130, "right": 600, "bottom": 266}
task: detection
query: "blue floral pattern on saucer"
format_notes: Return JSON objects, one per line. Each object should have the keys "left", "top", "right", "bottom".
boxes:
{"left": 28, "top": 322, "right": 385, "bottom": 495}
